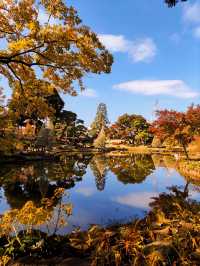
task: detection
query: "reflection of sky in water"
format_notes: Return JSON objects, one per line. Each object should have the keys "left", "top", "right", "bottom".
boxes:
{"left": 0, "top": 188, "right": 10, "bottom": 213}
{"left": 0, "top": 157, "right": 200, "bottom": 234}
{"left": 59, "top": 166, "right": 200, "bottom": 233}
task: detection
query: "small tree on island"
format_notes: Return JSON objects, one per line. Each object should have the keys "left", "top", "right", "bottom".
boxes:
{"left": 93, "top": 126, "right": 106, "bottom": 149}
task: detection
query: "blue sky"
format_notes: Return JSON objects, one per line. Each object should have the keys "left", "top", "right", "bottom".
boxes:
{"left": 2, "top": 0, "right": 200, "bottom": 125}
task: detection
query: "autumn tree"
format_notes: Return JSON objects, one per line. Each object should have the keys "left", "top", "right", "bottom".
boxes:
{"left": 0, "top": 88, "right": 18, "bottom": 154}
{"left": 151, "top": 110, "right": 192, "bottom": 159}
{"left": 0, "top": 88, "right": 6, "bottom": 136}
{"left": 108, "top": 113, "right": 152, "bottom": 145}
{"left": 185, "top": 104, "right": 200, "bottom": 134}
{"left": 90, "top": 103, "right": 109, "bottom": 137}
{"left": 0, "top": 0, "right": 113, "bottom": 120}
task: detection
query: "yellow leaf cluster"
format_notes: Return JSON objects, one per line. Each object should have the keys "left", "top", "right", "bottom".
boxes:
{"left": 0, "top": 256, "right": 11, "bottom": 266}
{"left": 0, "top": 187, "right": 72, "bottom": 238}
{"left": 9, "top": 39, "right": 35, "bottom": 52}
{"left": 0, "top": 0, "right": 113, "bottom": 119}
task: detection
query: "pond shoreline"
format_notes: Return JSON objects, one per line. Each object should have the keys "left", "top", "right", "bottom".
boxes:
{"left": 4, "top": 187, "right": 200, "bottom": 266}
{"left": 1, "top": 145, "right": 200, "bottom": 169}
{"left": 0, "top": 146, "right": 192, "bottom": 164}
{"left": 1, "top": 152, "right": 200, "bottom": 265}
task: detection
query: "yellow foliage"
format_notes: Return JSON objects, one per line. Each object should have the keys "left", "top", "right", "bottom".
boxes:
{"left": 17, "top": 201, "right": 51, "bottom": 226}
{"left": 0, "top": 256, "right": 11, "bottom": 266}
{"left": 9, "top": 39, "right": 35, "bottom": 52}
{"left": 0, "top": 0, "right": 113, "bottom": 118}
{"left": 0, "top": 187, "right": 71, "bottom": 238}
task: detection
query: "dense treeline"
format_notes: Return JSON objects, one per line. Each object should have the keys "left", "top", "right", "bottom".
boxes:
{"left": 2, "top": 94, "right": 200, "bottom": 159}
{"left": 0, "top": 0, "right": 194, "bottom": 157}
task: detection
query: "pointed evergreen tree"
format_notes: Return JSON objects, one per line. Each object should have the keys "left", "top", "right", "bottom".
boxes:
{"left": 93, "top": 126, "right": 106, "bottom": 149}
{"left": 90, "top": 103, "right": 109, "bottom": 137}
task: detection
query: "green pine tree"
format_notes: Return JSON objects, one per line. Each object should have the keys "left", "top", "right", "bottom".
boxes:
{"left": 90, "top": 103, "right": 109, "bottom": 137}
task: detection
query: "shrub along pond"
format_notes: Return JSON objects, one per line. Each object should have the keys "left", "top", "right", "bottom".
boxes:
{"left": 0, "top": 154, "right": 200, "bottom": 265}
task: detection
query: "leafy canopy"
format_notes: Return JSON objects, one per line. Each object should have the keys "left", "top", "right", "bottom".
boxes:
{"left": 0, "top": 0, "right": 113, "bottom": 103}
{"left": 150, "top": 108, "right": 200, "bottom": 159}
{"left": 108, "top": 113, "right": 152, "bottom": 145}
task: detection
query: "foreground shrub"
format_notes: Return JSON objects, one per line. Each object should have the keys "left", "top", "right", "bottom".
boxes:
{"left": 0, "top": 185, "right": 200, "bottom": 265}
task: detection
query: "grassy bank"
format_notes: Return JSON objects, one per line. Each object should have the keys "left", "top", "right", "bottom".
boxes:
{"left": 178, "top": 161, "right": 200, "bottom": 184}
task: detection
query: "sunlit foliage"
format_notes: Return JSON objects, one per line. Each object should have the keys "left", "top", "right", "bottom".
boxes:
{"left": 108, "top": 113, "right": 152, "bottom": 145}
{"left": 0, "top": 0, "right": 113, "bottom": 118}
{"left": 151, "top": 110, "right": 192, "bottom": 159}
{"left": 1, "top": 184, "right": 199, "bottom": 265}
{"left": 0, "top": 188, "right": 72, "bottom": 259}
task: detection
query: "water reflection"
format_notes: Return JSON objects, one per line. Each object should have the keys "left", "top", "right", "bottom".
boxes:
{"left": 152, "top": 154, "right": 178, "bottom": 169}
{"left": 0, "top": 154, "right": 92, "bottom": 208}
{"left": 107, "top": 154, "right": 155, "bottom": 184}
{"left": 90, "top": 156, "right": 108, "bottom": 191}
{"left": 0, "top": 154, "right": 200, "bottom": 231}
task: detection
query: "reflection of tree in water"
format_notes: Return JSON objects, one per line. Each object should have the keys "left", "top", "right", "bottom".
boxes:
{"left": 149, "top": 181, "right": 192, "bottom": 216}
{"left": 151, "top": 154, "right": 177, "bottom": 169}
{"left": 0, "top": 155, "right": 92, "bottom": 209}
{"left": 108, "top": 154, "right": 155, "bottom": 184}
{"left": 90, "top": 156, "right": 108, "bottom": 191}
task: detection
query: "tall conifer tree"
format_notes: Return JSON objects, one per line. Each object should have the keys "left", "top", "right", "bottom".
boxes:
{"left": 90, "top": 103, "right": 109, "bottom": 137}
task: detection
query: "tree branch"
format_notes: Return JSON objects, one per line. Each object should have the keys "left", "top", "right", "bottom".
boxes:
{"left": 7, "top": 63, "right": 24, "bottom": 93}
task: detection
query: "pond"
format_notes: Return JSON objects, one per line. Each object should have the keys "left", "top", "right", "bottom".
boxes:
{"left": 0, "top": 153, "right": 200, "bottom": 234}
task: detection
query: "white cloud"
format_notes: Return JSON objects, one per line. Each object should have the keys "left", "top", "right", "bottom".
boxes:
{"left": 98, "top": 34, "right": 129, "bottom": 52}
{"left": 114, "top": 192, "right": 158, "bottom": 209}
{"left": 193, "top": 26, "right": 200, "bottom": 38}
{"left": 182, "top": 2, "right": 200, "bottom": 24}
{"left": 80, "top": 88, "right": 97, "bottom": 98}
{"left": 113, "top": 80, "right": 199, "bottom": 99}
{"left": 76, "top": 187, "right": 96, "bottom": 197}
{"left": 130, "top": 38, "right": 157, "bottom": 63}
{"left": 182, "top": 2, "right": 200, "bottom": 40}
{"left": 98, "top": 34, "right": 157, "bottom": 63}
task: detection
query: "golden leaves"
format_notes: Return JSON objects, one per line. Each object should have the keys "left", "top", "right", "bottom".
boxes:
{"left": 0, "top": 255, "right": 11, "bottom": 266}
{"left": 17, "top": 201, "right": 51, "bottom": 226}
{"left": 8, "top": 39, "right": 35, "bottom": 52}
{"left": 0, "top": 187, "right": 72, "bottom": 238}
{"left": 0, "top": 0, "right": 113, "bottom": 112}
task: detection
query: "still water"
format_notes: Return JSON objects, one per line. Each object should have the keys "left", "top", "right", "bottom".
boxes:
{"left": 0, "top": 154, "right": 199, "bottom": 233}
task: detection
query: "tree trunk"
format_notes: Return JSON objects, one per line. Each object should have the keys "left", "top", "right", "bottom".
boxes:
{"left": 183, "top": 181, "right": 190, "bottom": 198}
{"left": 182, "top": 142, "right": 189, "bottom": 160}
